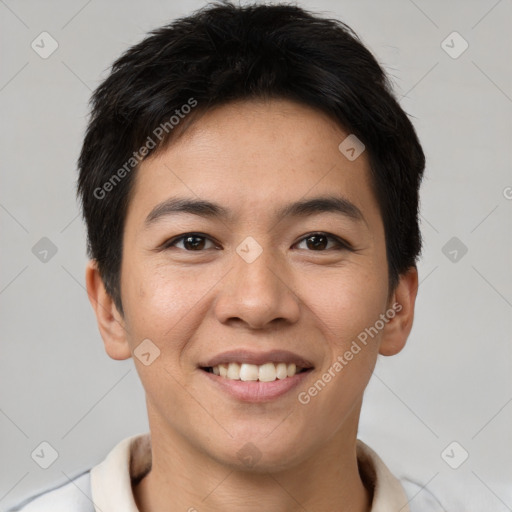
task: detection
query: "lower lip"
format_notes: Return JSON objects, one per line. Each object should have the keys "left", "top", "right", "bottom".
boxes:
{"left": 200, "top": 368, "right": 313, "bottom": 403}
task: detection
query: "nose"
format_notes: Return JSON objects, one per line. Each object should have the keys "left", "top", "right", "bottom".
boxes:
{"left": 213, "top": 248, "right": 301, "bottom": 330}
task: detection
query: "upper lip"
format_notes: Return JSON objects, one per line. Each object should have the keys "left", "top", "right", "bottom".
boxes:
{"left": 199, "top": 349, "right": 314, "bottom": 369}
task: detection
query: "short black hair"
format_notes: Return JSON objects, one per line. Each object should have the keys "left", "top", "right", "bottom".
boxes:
{"left": 78, "top": 1, "right": 425, "bottom": 314}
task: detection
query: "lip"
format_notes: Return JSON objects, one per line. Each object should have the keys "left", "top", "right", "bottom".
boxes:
{"left": 198, "top": 349, "right": 314, "bottom": 369}
{"left": 200, "top": 367, "right": 313, "bottom": 403}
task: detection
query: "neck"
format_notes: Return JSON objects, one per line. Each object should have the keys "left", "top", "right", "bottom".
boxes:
{"left": 133, "top": 405, "right": 372, "bottom": 512}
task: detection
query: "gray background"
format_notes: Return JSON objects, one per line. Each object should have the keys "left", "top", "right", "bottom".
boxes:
{"left": 1, "top": 0, "right": 511, "bottom": 510}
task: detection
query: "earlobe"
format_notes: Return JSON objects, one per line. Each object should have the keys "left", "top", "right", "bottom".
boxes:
{"left": 379, "top": 267, "right": 419, "bottom": 356}
{"left": 85, "top": 260, "right": 132, "bottom": 360}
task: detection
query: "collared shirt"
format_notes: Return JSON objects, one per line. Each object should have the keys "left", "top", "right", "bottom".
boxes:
{"left": 9, "top": 433, "right": 445, "bottom": 511}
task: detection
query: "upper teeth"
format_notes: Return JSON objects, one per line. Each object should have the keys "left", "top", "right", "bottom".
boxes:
{"left": 211, "top": 362, "right": 299, "bottom": 381}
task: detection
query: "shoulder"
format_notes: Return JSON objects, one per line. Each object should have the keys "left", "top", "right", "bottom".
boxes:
{"left": 400, "top": 478, "right": 447, "bottom": 512}
{"left": 7, "top": 471, "right": 94, "bottom": 512}
{"left": 356, "top": 439, "right": 448, "bottom": 512}
{"left": 8, "top": 433, "right": 150, "bottom": 512}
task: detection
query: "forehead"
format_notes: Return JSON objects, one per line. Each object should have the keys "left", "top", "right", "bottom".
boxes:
{"left": 126, "top": 98, "right": 382, "bottom": 230}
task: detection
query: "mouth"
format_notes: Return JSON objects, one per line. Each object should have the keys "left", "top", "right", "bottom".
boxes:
{"left": 197, "top": 349, "right": 315, "bottom": 402}
{"left": 200, "top": 362, "right": 312, "bottom": 382}
{"left": 198, "top": 348, "right": 314, "bottom": 381}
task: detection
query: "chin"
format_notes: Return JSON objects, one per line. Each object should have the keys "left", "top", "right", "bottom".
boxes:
{"left": 207, "top": 429, "right": 309, "bottom": 473}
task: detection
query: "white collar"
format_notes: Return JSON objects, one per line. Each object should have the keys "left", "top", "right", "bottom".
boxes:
{"left": 90, "top": 433, "right": 410, "bottom": 512}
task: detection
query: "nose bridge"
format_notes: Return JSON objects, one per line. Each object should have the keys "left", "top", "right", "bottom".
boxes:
{"left": 236, "top": 245, "right": 281, "bottom": 298}
{"left": 214, "top": 239, "right": 300, "bottom": 328}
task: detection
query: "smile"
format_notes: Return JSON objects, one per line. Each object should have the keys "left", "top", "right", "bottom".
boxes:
{"left": 201, "top": 362, "right": 310, "bottom": 382}
{"left": 198, "top": 349, "right": 315, "bottom": 401}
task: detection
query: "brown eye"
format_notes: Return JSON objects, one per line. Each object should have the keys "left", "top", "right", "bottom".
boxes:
{"left": 165, "top": 233, "right": 218, "bottom": 251}
{"left": 183, "top": 235, "right": 206, "bottom": 250}
{"left": 295, "top": 232, "right": 351, "bottom": 251}
{"left": 305, "top": 234, "right": 328, "bottom": 250}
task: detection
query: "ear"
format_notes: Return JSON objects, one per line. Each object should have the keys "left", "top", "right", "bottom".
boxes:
{"left": 85, "top": 260, "right": 132, "bottom": 360}
{"left": 379, "top": 267, "right": 419, "bottom": 356}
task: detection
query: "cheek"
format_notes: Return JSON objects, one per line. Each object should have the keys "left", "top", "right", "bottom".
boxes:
{"left": 292, "top": 268, "right": 386, "bottom": 423}
{"left": 301, "top": 267, "right": 387, "bottom": 350}
{"left": 120, "top": 259, "right": 216, "bottom": 356}
{"left": 294, "top": 291, "right": 382, "bottom": 437}
{"left": 119, "top": 264, "right": 207, "bottom": 402}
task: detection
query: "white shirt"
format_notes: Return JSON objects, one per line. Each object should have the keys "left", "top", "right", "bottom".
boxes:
{"left": 9, "top": 433, "right": 445, "bottom": 511}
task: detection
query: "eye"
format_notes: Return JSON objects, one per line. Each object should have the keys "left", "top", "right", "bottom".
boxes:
{"left": 294, "top": 232, "right": 352, "bottom": 251}
{"left": 162, "top": 232, "right": 351, "bottom": 252}
{"left": 164, "top": 233, "right": 219, "bottom": 251}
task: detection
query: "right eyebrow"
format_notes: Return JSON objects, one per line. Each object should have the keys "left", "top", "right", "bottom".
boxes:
{"left": 144, "top": 197, "right": 231, "bottom": 228}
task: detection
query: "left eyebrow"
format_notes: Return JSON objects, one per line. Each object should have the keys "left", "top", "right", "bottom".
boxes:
{"left": 275, "top": 196, "right": 366, "bottom": 224}
{"left": 144, "top": 195, "right": 366, "bottom": 228}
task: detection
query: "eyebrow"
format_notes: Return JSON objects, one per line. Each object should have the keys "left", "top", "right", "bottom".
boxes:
{"left": 144, "top": 195, "right": 365, "bottom": 227}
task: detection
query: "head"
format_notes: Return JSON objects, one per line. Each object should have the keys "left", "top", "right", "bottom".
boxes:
{"left": 80, "top": 2, "right": 424, "bottom": 470}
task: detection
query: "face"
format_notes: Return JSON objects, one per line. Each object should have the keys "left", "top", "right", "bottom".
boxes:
{"left": 99, "top": 99, "right": 409, "bottom": 471}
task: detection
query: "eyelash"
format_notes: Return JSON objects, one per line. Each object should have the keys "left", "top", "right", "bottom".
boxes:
{"left": 162, "top": 232, "right": 353, "bottom": 252}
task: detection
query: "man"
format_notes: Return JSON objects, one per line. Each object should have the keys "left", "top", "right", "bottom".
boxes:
{"left": 11, "top": 2, "right": 444, "bottom": 511}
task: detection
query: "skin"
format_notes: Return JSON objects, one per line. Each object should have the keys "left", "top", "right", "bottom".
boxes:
{"left": 86, "top": 98, "right": 418, "bottom": 512}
